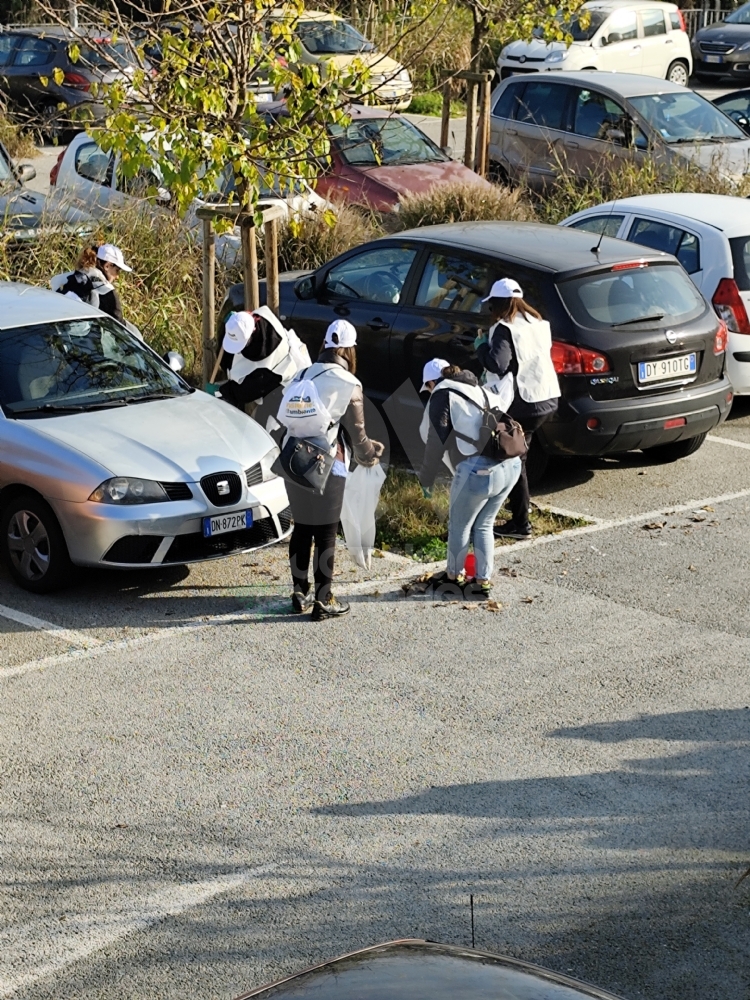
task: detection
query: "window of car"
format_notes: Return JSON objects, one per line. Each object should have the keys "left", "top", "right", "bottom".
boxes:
{"left": 641, "top": 9, "right": 666, "bottom": 36}
{"left": 329, "top": 117, "right": 447, "bottom": 166}
{"left": 567, "top": 214, "right": 625, "bottom": 238}
{"left": 0, "top": 317, "right": 188, "bottom": 417}
{"left": 324, "top": 246, "right": 418, "bottom": 304}
{"left": 415, "top": 253, "right": 492, "bottom": 313}
{"left": 572, "top": 89, "right": 627, "bottom": 140}
{"left": 74, "top": 142, "right": 113, "bottom": 186}
{"left": 515, "top": 81, "right": 571, "bottom": 130}
{"left": 492, "top": 81, "right": 526, "bottom": 120}
{"left": 729, "top": 235, "right": 750, "bottom": 290}
{"left": 627, "top": 218, "right": 700, "bottom": 274}
{"left": 558, "top": 9, "right": 608, "bottom": 40}
{"left": 296, "top": 19, "right": 374, "bottom": 55}
{"left": 629, "top": 91, "right": 746, "bottom": 143}
{"left": 669, "top": 11, "right": 682, "bottom": 30}
{"left": 13, "top": 35, "right": 56, "bottom": 67}
{"left": 558, "top": 263, "right": 705, "bottom": 330}
{"left": 714, "top": 93, "right": 750, "bottom": 116}
{"left": 601, "top": 9, "right": 638, "bottom": 44}
{"left": 725, "top": 1, "right": 750, "bottom": 23}
{"left": 0, "top": 33, "right": 17, "bottom": 67}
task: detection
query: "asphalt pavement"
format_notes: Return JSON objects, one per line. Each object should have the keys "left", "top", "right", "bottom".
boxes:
{"left": 2, "top": 401, "right": 750, "bottom": 1000}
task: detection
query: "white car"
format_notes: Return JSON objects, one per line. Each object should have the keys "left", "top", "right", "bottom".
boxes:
{"left": 48, "top": 132, "right": 330, "bottom": 265}
{"left": 561, "top": 193, "right": 750, "bottom": 394}
{"left": 0, "top": 283, "right": 291, "bottom": 593}
{"left": 498, "top": 0, "right": 692, "bottom": 86}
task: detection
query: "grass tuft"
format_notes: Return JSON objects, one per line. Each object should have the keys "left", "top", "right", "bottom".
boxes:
{"left": 396, "top": 181, "right": 535, "bottom": 231}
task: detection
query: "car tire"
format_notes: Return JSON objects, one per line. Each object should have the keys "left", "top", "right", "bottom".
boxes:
{"left": 644, "top": 432, "right": 708, "bottom": 464}
{"left": 666, "top": 60, "right": 690, "bottom": 87}
{"left": 488, "top": 160, "right": 512, "bottom": 187}
{"left": 0, "top": 492, "right": 75, "bottom": 594}
{"left": 525, "top": 436, "right": 550, "bottom": 486}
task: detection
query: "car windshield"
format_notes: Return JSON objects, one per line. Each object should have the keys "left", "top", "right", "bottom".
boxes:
{"left": 330, "top": 118, "right": 448, "bottom": 166}
{"left": 629, "top": 91, "right": 745, "bottom": 143}
{"left": 558, "top": 263, "right": 706, "bottom": 330}
{"left": 77, "top": 38, "right": 140, "bottom": 70}
{"left": 725, "top": 1, "right": 750, "bottom": 23}
{"left": 0, "top": 145, "right": 15, "bottom": 189}
{"left": 296, "top": 19, "right": 374, "bottom": 54}
{"left": 559, "top": 9, "right": 607, "bottom": 40}
{"left": 0, "top": 317, "right": 189, "bottom": 417}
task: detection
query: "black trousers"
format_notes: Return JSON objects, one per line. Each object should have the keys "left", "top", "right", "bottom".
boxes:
{"left": 287, "top": 474, "right": 346, "bottom": 603}
{"left": 507, "top": 413, "right": 550, "bottom": 527}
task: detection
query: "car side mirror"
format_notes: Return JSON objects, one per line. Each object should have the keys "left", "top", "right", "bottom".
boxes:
{"left": 294, "top": 275, "right": 316, "bottom": 300}
{"left": 164, "top": 350, "right": 185, "bottom": 372}
{"left": 16, "top": 163, "right": 36, "bottom": 183}
{"left": 606, "top": 127, "right": 627, "bottom": 146}
{"left": 440, "top": 144, "right": 453, "bottom": 157}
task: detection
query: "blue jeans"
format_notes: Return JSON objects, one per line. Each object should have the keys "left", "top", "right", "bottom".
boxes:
{"left": 447, "top": 455, "right": 522, "bottom": 580}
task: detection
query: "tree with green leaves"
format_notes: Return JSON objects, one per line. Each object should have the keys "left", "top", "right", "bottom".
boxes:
{"left": 457, "top": 0, "right": 586, "bottom": 69}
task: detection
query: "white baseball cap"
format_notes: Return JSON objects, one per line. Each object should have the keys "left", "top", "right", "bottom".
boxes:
{"left": 420, "top": 357, "right": 449, "bottom": 393}
{"left": 324, "top": 319, "right": 357, "bottom": 349}
{"left": 97, "top": 244, "right": 132, "bottom": 273}
{"left": 482, "top": 277, "right": 522, "bottom": 302}
{"left": 223, "top": 311, "right": 256, "bottom": 354}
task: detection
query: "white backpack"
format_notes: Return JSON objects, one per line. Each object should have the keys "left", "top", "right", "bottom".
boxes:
{"left": 277, "top": 369, "right": 333, "bottom": 439}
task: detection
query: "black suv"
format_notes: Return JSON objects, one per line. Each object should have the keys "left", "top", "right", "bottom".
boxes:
{"left": 0, "top": 25, "right": 141, "bottom": 139}
{"left": 219, "top": 222, "right": 732, "bottom": 477}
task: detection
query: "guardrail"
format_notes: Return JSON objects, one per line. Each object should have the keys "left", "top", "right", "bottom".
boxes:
{"left": 682, "top": 7, "right": 727, "bottom": 36}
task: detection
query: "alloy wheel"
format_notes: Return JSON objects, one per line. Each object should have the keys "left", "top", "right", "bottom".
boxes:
{"left": 7, "top": 509, "right": 51, "bottom": 582}
{"left": 667, "top": 62, "right": 689, "bottom": 87}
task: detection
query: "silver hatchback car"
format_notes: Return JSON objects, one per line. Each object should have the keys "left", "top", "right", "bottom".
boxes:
{"left": 0, "top": 283, "right": 291, "bottom": 593}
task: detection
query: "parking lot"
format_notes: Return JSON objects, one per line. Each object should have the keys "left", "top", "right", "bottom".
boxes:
{"left": 1, "top": 396, "right": 749, "bottom": 1000}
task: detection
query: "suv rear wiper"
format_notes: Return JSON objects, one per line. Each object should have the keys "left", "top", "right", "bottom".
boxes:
{"left": 611, "top": 313, "right": 665, "bottom": 327}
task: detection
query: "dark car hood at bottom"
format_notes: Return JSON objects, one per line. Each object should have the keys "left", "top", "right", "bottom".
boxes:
{"left": 355, "top": 158, "right": 491, "bottom": 198}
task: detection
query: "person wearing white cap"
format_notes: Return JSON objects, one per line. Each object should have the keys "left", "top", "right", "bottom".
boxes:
{"left": 283, "top": 318, "right": 384, "bottom": 621}
{"left": 476, "top": 277, "right": 560, "bottom": 540}
{"left": 218, "top": 305, "right": 308, "bottom": 414}
{"left": 51, "top": 243, "right": 132, "bottom": 324}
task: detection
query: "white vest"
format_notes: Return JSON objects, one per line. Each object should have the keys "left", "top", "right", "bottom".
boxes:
{"left": 494, "top": 315, "right": 560, "bottom": 405}
{"left": 439, "top": 378, "right": 488, "bottom": 458}
{"left": 294, "top": 361, "right": 360, "bottom": 455}
{"left": 230, "top": 306, "right": 299, "bottom": 388}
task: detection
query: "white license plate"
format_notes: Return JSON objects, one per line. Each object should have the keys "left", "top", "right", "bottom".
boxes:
{"left": 255, "top": 92, "right": 273, "bottom": 103}
{"left": 202, "top": 510, "right": 252, "bottom": 537}
{"left": 638, "top": 353, "right": 697, "bottom": 384}
{"left": 705, "top": 54, "right": 723, "bottom": 63}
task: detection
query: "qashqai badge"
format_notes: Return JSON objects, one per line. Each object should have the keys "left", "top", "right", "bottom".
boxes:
{"left": 665, "top": 329, "right": 678, "bottom": 345}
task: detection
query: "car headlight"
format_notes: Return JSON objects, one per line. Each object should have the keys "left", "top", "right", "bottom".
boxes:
{"left": 89, "top": 477, "right": 168, "bottom": 504}
{"left": 739, "top": 41, "right": 750, "bottom": 51}
{"left": 370, "top": 73, "right": 386, "bottom": 84}
{"left": 260, "top": 445, "right": 280, "bottom": 482}
{"left": 546, "top": 49, "right": 566, "bottom": 62}
{"left": 397, "top": 68, "right": 411, "bottom": 83}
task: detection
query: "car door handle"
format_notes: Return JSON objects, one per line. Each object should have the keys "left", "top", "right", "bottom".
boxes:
{"left": 565, "top": 140, "right": 580, "bottom": 149}
{"left": 631, "top": 45, "right": 641, "bottom": 52}
{"left": 367, "top": 318, "right": 389, "bottom": 331}
{"left": 505, "top": 128, "right": 518, "bottom": 135}
{"left": 665, "top": 37, "right": 673, "bottom": 43}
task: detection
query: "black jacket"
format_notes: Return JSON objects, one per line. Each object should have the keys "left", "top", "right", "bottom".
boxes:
{"left": 476, "top": 321, "right": 558, "bottom": 421}
{"left": 418, "top": 370, "right": 479, "bottom": 490}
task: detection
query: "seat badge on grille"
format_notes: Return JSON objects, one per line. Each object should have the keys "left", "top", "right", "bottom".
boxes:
{"left": 665, "top": 329, "right": 678, "bottom": 344}
{"left": 216, "top": 480, "right": 230, "bottom": 496}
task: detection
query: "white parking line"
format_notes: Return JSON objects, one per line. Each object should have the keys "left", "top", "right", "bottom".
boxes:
{"left": 0, "top": 603, "right": 101, "bottom": 648}
{"left": 707, "top": 434, "right": 750, "bottom": 452}
{"left": 0, "top": 866, "right": 275, "bottom": 997}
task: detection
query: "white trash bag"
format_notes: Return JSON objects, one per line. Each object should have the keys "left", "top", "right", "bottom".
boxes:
{"left": 340, "top": 463, "right": 387, "bottom": 570}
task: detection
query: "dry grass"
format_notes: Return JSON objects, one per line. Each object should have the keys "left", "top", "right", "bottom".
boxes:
{"left": 277, "top": 204, "right": 382, "bottom": 273}
{"left": 396, "top": 181, "right": 535, "bottom": 231}
{"left": 0, "top": 107, "right": 37, "bottom": 159}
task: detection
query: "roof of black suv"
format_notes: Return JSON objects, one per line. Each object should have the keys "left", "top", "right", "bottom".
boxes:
{"left": 396, "top": 221, "right": 669, "bottom": 278}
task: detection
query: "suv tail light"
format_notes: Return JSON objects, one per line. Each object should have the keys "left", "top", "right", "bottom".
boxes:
{"left": 714, "top": 319, "right": 728, "bottom": 355}
{"left": 551, "top": 341, "right": 612, "bottom": 375}
{"left": 712, "top": 277, "right": 750, "bottom": 334}
{"left": 49, "top": 147, "right": 65, "bottom": 187}
{"left": 62, "top": 71, "right": 91, "bottom": 91}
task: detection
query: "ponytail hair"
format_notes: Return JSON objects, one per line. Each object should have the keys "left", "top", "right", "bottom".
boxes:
{"left": 75, "top": 245, "right": 99, "bottom": 271}
{"left": 490, "top": 297, "right": 542, "bottom": 323}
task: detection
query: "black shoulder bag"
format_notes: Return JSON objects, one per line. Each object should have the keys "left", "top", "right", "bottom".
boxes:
{"left": 448, "top": 386, "right": 528, "bottom": 462}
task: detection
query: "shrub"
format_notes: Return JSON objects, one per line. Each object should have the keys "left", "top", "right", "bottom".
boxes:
{"left": 395, "top": 180, "right": 535, "bottom": 231}
{"left": 276, "top": 204, "right": 382, "bottom": 273}
{"left": 407, "top": 92, "right": 464, "bottom": 117}
{"left": 0, "top": 106, "right": 36, "bottom": 159}
{"left": 375, "top": 469, "right": 450, "bottom": 559}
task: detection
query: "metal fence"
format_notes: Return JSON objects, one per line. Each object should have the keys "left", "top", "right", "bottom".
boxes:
{"left": 682, "top": 7, "right": 726, "bottom": 36}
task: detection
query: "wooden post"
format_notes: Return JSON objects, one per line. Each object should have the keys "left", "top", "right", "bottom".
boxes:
{"left": 476, "top": 75, "right": 492, "bottom": 178}
{"left": 464, "top": 80, "right": 478, "bottom": 172}
{"left": 264, "top": 217, "right": 279, "bottom": 316}
{"left": 440, "top": 79, "right": 451, "bottom": 151}
{"left": 241, "top": 218, "right": 259, "bottom": 311}
{"left": 201, "top": 217, "right": 216, "bottom": 386}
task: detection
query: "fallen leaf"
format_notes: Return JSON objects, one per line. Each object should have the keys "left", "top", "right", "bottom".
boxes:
{"left": 643, "top": 521, "right": 666, "bottom": 531}
{"left": 637, "top": 471, "right": 647, "bottom": 476}
{"left": 689, "top": 515, "right": 706, "bottom": 523}
{"left": 373, "top": 549, "right": 385, "bottom": 559}
{"left": 498, "top": 567, "right": 519, "bottom": 577}
{"left": 485, "top": 600, "right": 503, "bottom": 612}
{"left": 113, "top": 823, "right": 128, "bottom": 829}
{"left": 462, "top": 603, "right": 479, "bottom": 610}
{"left": 560, "top": 570, "right": 568, "bottom": 576}
{"left": 702, "top": 506, "right": 714, "bottom": 512}
{"left": 708, "top": 520, "right": 720, "bottom": 527}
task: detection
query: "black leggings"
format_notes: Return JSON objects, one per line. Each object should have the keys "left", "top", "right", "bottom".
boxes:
{"left": 287, "top": 475, "right": 346, "bottom": 603}
{"left": 507, "top": 413, "right": 550, "bottom": 527}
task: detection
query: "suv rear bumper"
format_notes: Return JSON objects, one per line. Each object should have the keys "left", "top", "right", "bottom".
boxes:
{"left": 539, "top": 375, "right": 732, "bottom": 456}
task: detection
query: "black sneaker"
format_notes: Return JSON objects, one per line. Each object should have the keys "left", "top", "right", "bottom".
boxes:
{"left": 291, "top": 589, "right": 313, "bottom": 614}
{"left": 464, "top": 579, "right": 492, "bottom": 600}
{"left": 494, "top": 521, "right": 532, "bottom": 540}
{"left": 311, "top": 595, "right": 351, "bottom": 621}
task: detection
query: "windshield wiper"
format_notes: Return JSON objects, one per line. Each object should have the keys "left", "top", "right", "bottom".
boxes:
{"left": 12, "top": 400, "right": 129, "bottom": 414}
{"left": 122, "top": 391, "right": 183, "bottom": 403}
{"left": 611, "top": 313, "right": 665, "bottom": 327}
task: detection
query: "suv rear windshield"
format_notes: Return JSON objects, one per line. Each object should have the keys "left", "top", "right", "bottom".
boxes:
{"left": 558, "top": 263, "right": 706, "bottom": 329}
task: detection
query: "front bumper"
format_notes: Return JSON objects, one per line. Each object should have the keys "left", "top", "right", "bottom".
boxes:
{"left": 539, "top": 375, "right": 733, "bottom": 456}
{"left": 499, "top": 61, "right": 547, "bottom": 79}
{"left": 692, "top": 50, "right": 750, "bottom": 76}
{"left": 50, "top": 476, "right": 292, "bottom": 568}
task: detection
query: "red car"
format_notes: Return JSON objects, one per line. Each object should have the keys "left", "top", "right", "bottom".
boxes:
{"left": 316, "top": 105, "right": 491, "bottom": 212}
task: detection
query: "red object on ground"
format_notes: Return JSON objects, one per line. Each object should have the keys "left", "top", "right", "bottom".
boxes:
{"left": 464, "top": 553, "right": 476, "bottom": 578}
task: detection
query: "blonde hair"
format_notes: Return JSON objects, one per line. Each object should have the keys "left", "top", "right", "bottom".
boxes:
{"left": 490, "top": 297, "right": 542, "bottom": 323}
